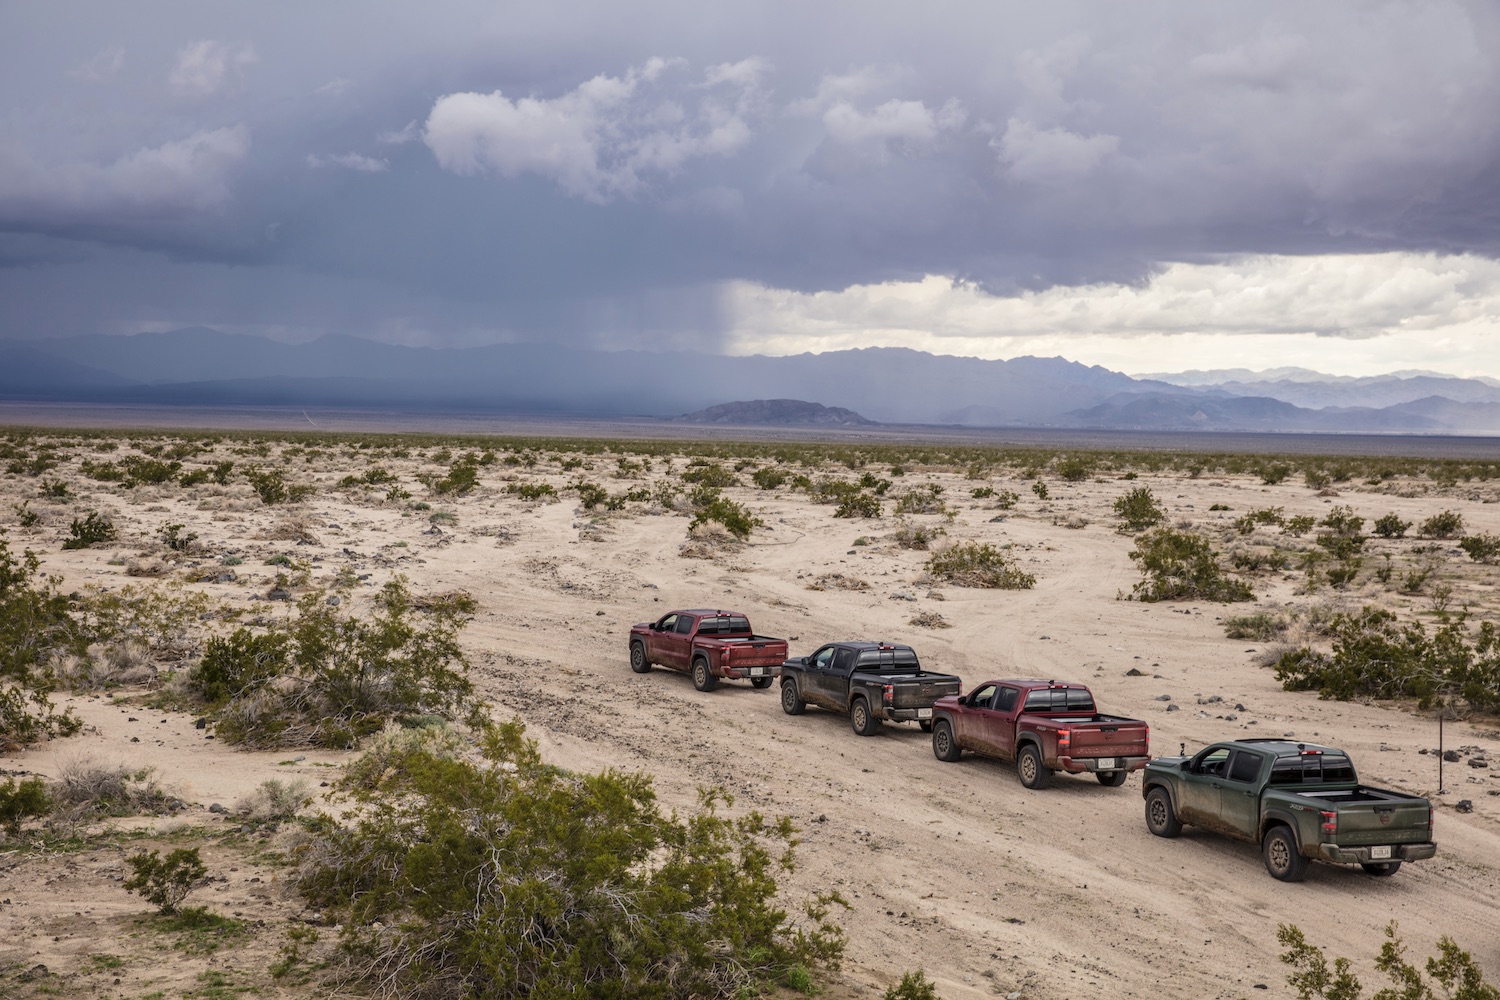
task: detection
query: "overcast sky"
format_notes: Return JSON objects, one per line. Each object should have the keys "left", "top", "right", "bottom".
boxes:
{"left": 2, "top": 1, "right": 1498, "bottom": 376}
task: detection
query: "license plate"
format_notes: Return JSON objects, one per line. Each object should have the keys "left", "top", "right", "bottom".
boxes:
{"left": 917, "top": 708, "right": 933, "bottom": 719}
{"left": 749, "top": 668, "right": 766, "bottom": 677}
{"left": 1095, "top": 758, "right": 1116, "bottom": 770}
{"left": 1370, "top": 846, "right": 1392, "bottom": 860}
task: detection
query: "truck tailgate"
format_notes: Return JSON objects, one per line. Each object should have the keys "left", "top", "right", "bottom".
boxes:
{"left": 888, "top": 676, "right": 962, "bottom": 709}
{"left": 720, "top": 639, "right": 787, "bottom": 667}
{"left": 1301, "top": 795, "right": 1432, "bottom": 847}
{"left": 1066, "top": 720, "right": 1150, "bottom": 759}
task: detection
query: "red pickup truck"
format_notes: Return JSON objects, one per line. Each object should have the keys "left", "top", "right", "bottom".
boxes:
{"left": 931, "top": 679, "right": 1150, "bottom": 789}
{"left": 629, "top": 610, "right": 789, "bottom": 692}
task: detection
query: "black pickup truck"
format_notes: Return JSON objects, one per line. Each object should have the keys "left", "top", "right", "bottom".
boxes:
{"left": 779, "top": 642, "right": 962, "bottom": 736}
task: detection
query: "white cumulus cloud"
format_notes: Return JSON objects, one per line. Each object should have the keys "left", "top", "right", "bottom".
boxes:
{"left": 995, "top": 118, "right": 1119, "bottom": 182}
{"left": 169, "top": 40, "right": 257, "bottom": 98}
{"left": 306, "top": 152, "right": 388, "bottom": 172}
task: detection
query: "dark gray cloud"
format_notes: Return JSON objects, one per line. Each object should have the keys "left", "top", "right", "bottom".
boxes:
{"left": 1, "top": 0, "right": 1498, "bottom": 350}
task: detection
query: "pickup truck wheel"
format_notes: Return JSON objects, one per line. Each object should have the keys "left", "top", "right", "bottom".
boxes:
{"left": 1144, "top": 787, "right": 1182, "bottom": 838}
{"left": 918, "top": 720, "right": 934, "bottom": 733}
{"left": 1262, "top": 826, "right": 1310, "bottom": 882}
{"left": 629, "top": 642, "right": 651, "bottom": 674}
{"left": 750, "top": 676, "right": 773, "bottom": 689}
{"left": 1096, "top": 769, "right": 1128, "bottom": 787}
{"left": 1017, "top": 744, "right": 1052, "bottom": 789}
{"left": 691, "top": 658, "right": 719, "bottom": 692}
{"left": 1360, "top": 861, "right": 1402, "bottom": 877}
{"left": 850, "top": 698, "right": 881, "bottom": 736}
{"left": 780, "top": 679, "right": 806, "bottom": 715}
{"left": 932, "top": 721, "right": 962, "bottom": 762}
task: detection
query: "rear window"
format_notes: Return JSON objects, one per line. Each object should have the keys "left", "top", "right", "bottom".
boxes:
{"left": 697, "top": 615, "right": 751, "bottom": 635}
{"left": 855, "top": 647, "right": 921, "bottom": 671}
{"left": 1269, "top": 753, "right": 1357, "bottom": 785}
{"left": 1023, "top": 687, "right": 1096, "bottom": 713}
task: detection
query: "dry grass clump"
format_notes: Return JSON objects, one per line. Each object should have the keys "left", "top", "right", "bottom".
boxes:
{"left": 235, "top": 778, "right": 312, "bottom": 823}
{"left": 679, "top": 522, "right": 741, "bottom": 559}
{"left": 805, "top": 573, "right": 869, "bottom": 592}
{"left": 925, "top": 541, "right": 1037, "bottom": 590}
{"left": 48, "top": 759, "right": 172, "bottom": 833}
{"left": 125, "top": 558, "right": 170, "bottom": 577}
{"left": 51, "top": 641, "right": 157, "bottom": 691}
{"left": 889, "top": 521, "right": 945, "bottom": 550}
{"left": 909, "top": 611, "right": 952, "bottom": 629}
{"left": 260, "top": 515, "right": 321, "bottom": 544}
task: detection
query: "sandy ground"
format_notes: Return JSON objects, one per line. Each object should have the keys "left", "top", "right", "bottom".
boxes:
{"left": 2, "top": 433, "right": 1499, "bottom": 999}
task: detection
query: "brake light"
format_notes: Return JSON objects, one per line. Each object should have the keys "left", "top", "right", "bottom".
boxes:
{"left": 1320, "top": 810, "right": 1337, "bottom": 835}
{"left": 1057, "top": 728, "right": 1071, "bottom": 750}
{"left": 722, "top": 648, "right": 730, "bottom": 664}
{"left": 882, "top": 684, "right": 894, "bottom": 704}
{"left": 1427, "top": 806, "right": 1434, "bottom": 831}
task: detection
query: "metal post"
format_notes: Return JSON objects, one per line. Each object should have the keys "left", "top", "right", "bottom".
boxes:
{"left": 1439, "top": 711, "right": 1444, "bottom": 794}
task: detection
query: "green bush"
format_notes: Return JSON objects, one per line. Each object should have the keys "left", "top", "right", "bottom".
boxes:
{"left": 752, "top": 467, "right": 788, "bottom": 490}
{"left": 432, "top": 455, "right": 480, "bottom": 495}
{"left": 1258, "top": 463, "right": 1292, "bottom": 485}
{"left": 63, "top": 511, "right": 117, "bottom": 549}
{"left": 0, "top": 776, "right": 50, "bottom": 835}
{"left": 970, "top": 486, "right": 994, "bottom": 499}
{"left": 505, "top": 482, "right": 557, "bottom": 501}
{"left": 1283, "top": 515, "right": 1316, "bottom": 537}
{"left": 1273, "top": 607, "right": 1500, "bottom": 712}
{"left": 834, "top": 492, "right": 882, "bottom": 518}
{"left": 124, "top": 847, "right": 208, "bottom": 915}
{"left": 1112, "top": 487, "right": 1166, "bottom": 532}
{"left": 194, "top": 630, "right": 292, "bottom": 706}
{"left": 1419, "top": 510, "right": 1465, "bottom": 539}
{"left": 690, "top": 494, "right": 763, "bottom": 540}
{"left": 1278, "top": 922, "right": 1495, "bottom": 1000}
{"left": 925, "top": 542, "right": 1035, "bottom": 589}
{"left": 993, "top": 489, "right": 1020, "bottom": 510}
{"left": 1031, "top": 481, "right": 1049, "bottom": 500}
{"left": 1222, "top": 613, "right": 1288, "bottom": 641}
{"left": 571, "top": 480, "right": 610, "bottom": 510}
{"left": 680, "top": 462, "right": 738, "bottom": 488}
{"left": 1459, "top": 533, "right": 1500, "bottom": 564}
{"left": 885, "top": 970, "right": 943, "bottom": 1000}
{"left": 120, "top": 456, "right": 181, "bottom": 487}
{"left": 245, "top": 467, "right": 315, "bottom": 505}
{"left": 158, "top": 522, "right": 198, "bottom": 553}
{"left": 298, "top": 720, "right": 847, "bottom": 1000}
{"left": 1128, "top": 528, "right": 1254, "bottom": 603}
{"left": 1372, "top": 513, "right": 1411, "bottom": 538}
{"left": 1234, "top": 507, "right": 1285, "bottom": 534}
{"left": 1055, "top": 456, "right": 1093, "bottom": 481}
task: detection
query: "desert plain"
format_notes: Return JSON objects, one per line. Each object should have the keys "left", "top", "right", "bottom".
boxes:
{"left": 1, "top": 424, "right": 1499, "bottom": 1000}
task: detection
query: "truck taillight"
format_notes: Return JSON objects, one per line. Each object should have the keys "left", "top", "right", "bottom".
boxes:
{"left": 1057, "top": 728, "right": 1070, "bottom": 750}
{"left": 722, "top": 648, "right": 730, "bottom": 664}
{"left": 882, "top": 684, "right": 894, "bottom": 704}
{"left": 1427, "top": 806, "right": 1434, "bottom": 830}
{"left": 1321, "top": 810, "right": 1337, "bottom": 835}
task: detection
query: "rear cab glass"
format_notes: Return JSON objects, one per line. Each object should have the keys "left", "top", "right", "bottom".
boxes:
{"left": 854, "top": 646, "right": 921, "bottom": 673}
{"left": 1023, "top": 687, "right": 1096, "bottom": 713}
{"left": 1269, "top": 753, "right": 1357, "bottom": 785}
{"left": 696, "top": 615, "right": 751, "bottom": 635}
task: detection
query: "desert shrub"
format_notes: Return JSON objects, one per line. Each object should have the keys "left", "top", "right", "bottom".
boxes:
{"left": 1128, "top": 528, "right": 1254, "bottom": 603}
{"left": 1283, "top": 515, "right": 1316, "bottom": 536}
{"left": 1113, "top": 487, "right": 1166, "bottom": 532}
{"left": 1372, "top": 513, "right": 1412, "bottom": 538}
{"left": 884, "top": 970, "right": 943, "bottom": 1000}
{"left": 298, "top": 720, "right": 846, "bottom": 1000}
{"left": 925, "top": 542, "right": 1035, "bottom": 589}
{"left": 178, "top": 468, "right": 211, "bottom": 486}
{"left": 680, "top": 462, "right": 738, "bottom": 488}
{"left": 857, "top": 471, "right": 892, "bottom": 494}
{"left": 1419, "top": 510, "right": 1465, "bottom": 539}
{"left": 1278, "top": 922, "right": 1496, "bottom": 1000}
{"left": 894, "top": 484, "right": 946, "bottom": 515}
{"left": 39, "top": 478, "right": 70, "bottom": 501}
{"left": 158, "top": 522, "right": 198, "bottom": 553}
{"left": 993, "top": 489, "right": 1020, "bottom": 510}
{"left": 52, "top": 760, "right": 169, "bottom": 819}
{"left": 1230, "top": 547, "right": 1291, "bottom": 573}
{"left": 1031, "top": 482, "right": 1049, "bottom": 500}
{"left": 236, "top": 778, "right": 311, "bottom": 823}
{"left": 1273, "top": 607, "right": 1500, "bottom": 712}
{"left": 14, "top": 502, "right": 40, "bottom": 527}
{"left": 210, "top": 460, "right": 235, "bottom": 485}
{"left": 432, "top": 455, "right": 481, "bottom": 495}
{"left": 891, "top": 521, "right": 945, "bottom": 550}
{"left": 971, "top": 486, "right": 994, "bottom": 499}
{"left": 505, "top": 482, "right": 557, "bottom": 501}
{"left": 1055, "top": 456, "right": 1093, "bottom": 481}
{"left": 0, "top": 776, "right": 50, "bottom": 835}
{"left": 752, "top": 467, "right": 788, "bottom": 490}
{"left": 833, "top": 492, "right": 882, "bottom": 518}
{"left": 0, "top": 535, "right": 85, "bottom": 748}
{"left": 1234, "top": 507, "right": 1285, "bottom": 534}
{"left": 120, "top": 456, "right": 181, "bottom": 487}
{"left": 571, "top": 480, "right": 610, "bottom": 510}
{"left": 1319, "top": 505, "right": 1365, "bottom": 537}
{"left": 1459, "top": 533, "right": 1500, "bottom": 564}
{"left": 245, "top": 466, "right": 315, "bottom": 505}
{"left": 63, "top": 511, "right": 117, "bottom": 549}
{"left": 196, "top": 578, "right": 478, "bottom": 748}
{"left": 690, "top": 493, "right": 763, "bottom": 540}
{"left": 1223, "top": 613, "right": 1288, "bottom": 642}
{"left": 125, "top": 847, "right": 208, "bottom": 915}
{"left": 1258, "top": 463, "right": 1292, "bottom": 485}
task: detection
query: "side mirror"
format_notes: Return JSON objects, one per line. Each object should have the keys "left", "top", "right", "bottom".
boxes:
{"left": 801, "top": 656, "right": 811, "bottom": 667}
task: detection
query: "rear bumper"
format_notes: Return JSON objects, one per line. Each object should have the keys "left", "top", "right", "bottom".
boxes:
{"left": 1317, "top": 842, "right": 1437, "bottom": 865}
{"left": 882, "top": 707, "right": 938, "bottom": 723}
{"left": 719, "top": 664, "right": 781, "bottom": 680}
{"left": 1057, "top": 755, "right": 1152, "bottom": 774}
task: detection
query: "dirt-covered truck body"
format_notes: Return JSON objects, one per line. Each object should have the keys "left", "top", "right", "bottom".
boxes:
{"left": 628, "top": 610, "right": 788, "bottom": 691}
{"left": 930, "top": 679, "right": 1151, "bottom": 788}
{"left": 1142, "top": 739, "right": 1436, "bottom": 881}
{"left": 778, "top": 642, "right": 961, "bottom": 736}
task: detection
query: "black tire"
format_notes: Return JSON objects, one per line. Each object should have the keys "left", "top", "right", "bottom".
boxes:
{"left": 629, "top": 641, "right": 651, "bottom": 674}
{"left": 750, "top": 676, "right": 773, "bottom": 689}
{"left": 850, "top": 698, "right": 881, "bottom": 736}
{"left": 1262, "top": 826, "right": 1310, "bottom": 882}
{"left": 691, "top": 658, "right": 719, "bottom": 692}
{"left": 1017, "top": 744, "right": 1052, "bottom": 789}
{"left": 918, "top": 719, "right": 934, "bottom": 733}
{"left": 1144, "top": 786, "right": 1182, "bottom": 838}
{"left": 780, "top": 679, "right": 806, "bottom": 715}
{"left": 932, "top": 721, "right": 962, "bottom": 762}
{"left": 1361, "top": 860, "right": 1402, "bottom": 877}
{"left": 1096, "top": 770, "right": 1128, "bottom": 787}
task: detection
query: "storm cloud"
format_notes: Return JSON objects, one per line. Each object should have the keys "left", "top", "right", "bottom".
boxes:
{"left": 1, "top": 1, "right": 1498, "bottom": 372}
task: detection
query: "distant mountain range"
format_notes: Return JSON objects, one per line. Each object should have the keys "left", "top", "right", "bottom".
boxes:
{"left": 677, "top": 400, "right": 876, "bottom": 426}
{"left": 1, "top": 329, "right": 1498, "bottom": 435}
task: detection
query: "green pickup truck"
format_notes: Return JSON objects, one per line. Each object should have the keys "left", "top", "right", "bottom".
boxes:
{"left": 1141, "top": 739, "right": 1436, "bottom": 881}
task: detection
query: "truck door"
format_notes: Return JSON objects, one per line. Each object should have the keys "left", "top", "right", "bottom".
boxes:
{"left": 658, "top": 614, "right": 697, "bottom": 669}
{"left": 952, "top": 683, "right": 996, "bottom": 750}
{"left": 1218, "top": 749, "right": 1265, "bottom": 839}
{"left": 1179, "top": 747, "right": 1232, "bottom": 828}
{"left": 989, "top": 685, "right": 1021, "bottom": 759}
{"left": 829, "top": 647, "right": 859, "bottom": 708}
{"left": 803, "top": 645, "right": 838, "bottom": 709}
{"left": 648, "top": 614, "right": 679, "bottom": 663}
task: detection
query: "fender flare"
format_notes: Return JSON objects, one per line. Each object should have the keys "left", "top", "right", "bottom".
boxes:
{"left": 1260, "top": 808, "right": 1303, "bottom": 849}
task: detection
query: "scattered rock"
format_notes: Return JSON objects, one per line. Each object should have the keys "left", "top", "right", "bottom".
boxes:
{"left": 1166, "top": 704, "right": 1180, "bottom": 713}
{"left": 326, "top": 595, "right": 341, "bottom": 607}
{"left": 267, "top": 587, "right": 293, "bottom": 602}
{"left": 1155, "top": 695, "right": 1172, "bottom": 702}
{"left": 209, "top": 803, "right": 227, "bottom": 814}
{"left": 888, "top": 590, "right": 917, "bottom": 601}
{"left": 1444, "top": 750, "right": 1462, "bottom": 763}
{"left": 1455, "top": 800, "right": 1474, "bottom": 814}
{"left": 1235, "top": 703, "right": 1247, "bottom": 712}
{"left": 194, "top": 717, "right": 207, "bottom": 730}
{"left": 1469, "top": 757, "right": 1489, "bottom": 769}
{"left": 1126, "top": 668, "right": 1145, "bottom": 677}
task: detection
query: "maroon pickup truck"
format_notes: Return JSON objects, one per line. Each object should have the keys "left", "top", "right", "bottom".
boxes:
{"left": 629, "top": 610, "right": 788, "bottom": 692}
{"left": 931, "top": 679, "right": 1151, "bottom": 789}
